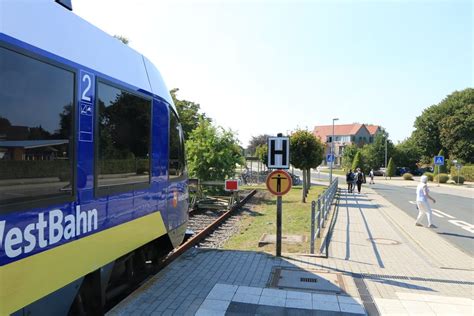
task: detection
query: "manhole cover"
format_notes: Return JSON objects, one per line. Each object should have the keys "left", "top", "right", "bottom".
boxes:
{"left": 368, "top": 238, "right": 400, "bottom": 245}
{"left": 270, "top": 268, "right": 346, "bottom": 294}
{"left": 258, "top": 234, "right": 306, "bottom": 247}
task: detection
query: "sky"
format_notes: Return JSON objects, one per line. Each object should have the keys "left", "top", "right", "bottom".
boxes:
{"left": 74, "top": 0, "right": 473, "bottom": 147}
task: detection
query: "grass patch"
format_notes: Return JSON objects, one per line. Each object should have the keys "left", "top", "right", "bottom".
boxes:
{"left": 224, "top": 184, "right": 326, "bottom": 254}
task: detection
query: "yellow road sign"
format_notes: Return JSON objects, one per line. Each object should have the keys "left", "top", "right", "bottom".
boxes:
{"left": 266, "top": 170, "right": 292, "bottom": 196}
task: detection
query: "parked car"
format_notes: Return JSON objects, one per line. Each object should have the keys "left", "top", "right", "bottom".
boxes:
{"left": 396, "top": 167, "right": 411, "bottom": 176}
{"left": 289, "top": 172, "right": 302, "bottom": 185}
{"left": 373, "top": 168, "right": 386, "bottom": 176}
{"left": 412, "top": 167, "right": 434, "bottom": 176}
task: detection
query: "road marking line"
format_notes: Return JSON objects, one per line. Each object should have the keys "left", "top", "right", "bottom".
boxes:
{"left": 448, "top": 220, "right": 474, "bottom": 234}
{"left": 431, "top": 209, "right": 455, "bottom": 219}
{"left": 409, "top": 201, "right": 416, "bottom": 205}
{"left": 431, "top": 211, "right": 444, "bottom": 218}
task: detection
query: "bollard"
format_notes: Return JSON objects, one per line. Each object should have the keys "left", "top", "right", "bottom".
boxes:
{"left": 310, "top": 200, "right": 316, "bottom": 254}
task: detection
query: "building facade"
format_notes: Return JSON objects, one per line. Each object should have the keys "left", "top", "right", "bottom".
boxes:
{"left": 313, "top": 123, "right": 382, "bottom": 166}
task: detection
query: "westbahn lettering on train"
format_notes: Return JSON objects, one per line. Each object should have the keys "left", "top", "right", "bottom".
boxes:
{"left": 0, "top": 206, "right": 98, "bottom": 258}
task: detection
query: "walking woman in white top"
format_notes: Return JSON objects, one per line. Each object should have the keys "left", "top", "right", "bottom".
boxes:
{"left": 415, "top": 175, "right": 437, "bottom": 228}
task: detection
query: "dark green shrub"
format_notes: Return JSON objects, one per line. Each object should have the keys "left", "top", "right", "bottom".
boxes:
{"left": 351, "top": 151, "right": 362, "bottom": 171}
{"left": 0, "top": 160, "right": 69, "bottom": 179}
{"left": 423, "top": 172, "right": 434, "bottom": 181}
{"left": 136, "top": 167, "right": 149, "bottom": 175}
{"left": 402, "top": 173, "right": 413, "bottom": 180}
{"left": 434, "top": 173, "right": 449, "bottom": 183}
{"left": 99, "top": 158, "right": 149, "bottom": 175}
{"left": 452, "top": 175, "right": 465, "bottom": 184}
{"left": 450, "top": 165, "right": 474, "bottom": 182}
{"left": 387, "top": 158, "right": 395, "bottom": 178}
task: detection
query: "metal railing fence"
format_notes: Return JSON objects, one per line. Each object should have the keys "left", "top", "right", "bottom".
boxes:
{"left": 310, "top": 178, "right": 338, "bottom": 254}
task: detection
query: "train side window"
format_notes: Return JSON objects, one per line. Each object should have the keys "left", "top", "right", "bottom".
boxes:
{"left": 96, "top": 81, "right": 151, "bottom": 192}
{"left": 169, "top": 110, "right": 185, "bottom": 179}
{"left": 0, "top": 46, "right": 74, "bottom": 208}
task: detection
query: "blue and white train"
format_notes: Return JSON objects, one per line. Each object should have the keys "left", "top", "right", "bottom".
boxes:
{"left": 0, "top": 1, "right": 188, "bottom": 314}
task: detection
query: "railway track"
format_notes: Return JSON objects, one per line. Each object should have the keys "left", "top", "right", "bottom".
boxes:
{"left": 163, "top": 189, "right": 257, "bottom": 262}
{"left": 105, "top": 189, "right": 257, "bottom": 313}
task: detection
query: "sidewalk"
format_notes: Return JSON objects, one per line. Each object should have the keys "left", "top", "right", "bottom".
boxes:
{"left": 327, "top": 185, "right": 473, "bottom": 314}
{"left": 108, "top": 185, "right": 473, "bottom": 315}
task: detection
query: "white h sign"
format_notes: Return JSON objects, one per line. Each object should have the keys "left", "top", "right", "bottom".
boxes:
{"left": 268, "top": 136, "right": 290, "bottom": 169}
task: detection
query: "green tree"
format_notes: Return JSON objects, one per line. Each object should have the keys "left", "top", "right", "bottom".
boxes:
{"left": 247, "top": 134, "right": 271, "bottom": 156}
{"left": 387, "top": 158, "right": 395, "bottom": 179}
{"left": 351, "top": 151, "right": 362, "bottom": 171}
{"left": 290, "top": 130, "right": 324, "bottom": 202}
{"left": 394, "top": 137, "right": 421, "bottom": 172}
{"left": 255, "top": 144, "right": 268, "bottom": 166}
{"left": 412, "top": 88, "right": 474, "bottom": 162}
{"left": 113, "top": 35, "right": 129, "bottom": 45}
{"left": 0, "top": 116, "right": 11, "bottom": 134}
{"left": 361, "top": 133, "right": 395, "bottom": 172}
{"left": 439, "top": 103, "right": 474, "bottom": 163}
{"left": 170, "top": 88, "right": 211, "bottom": 139}
{"left": 186, "top": 119, "right": 244, "bottom": 181}
{"left": 412, "top": 104, "right": 444, "bottom": 160}
{"left": 342, "top": 144, "right": 358, "bottom": 170}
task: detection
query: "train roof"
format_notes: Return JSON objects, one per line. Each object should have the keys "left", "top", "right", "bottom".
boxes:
{"left": 1, "top": 0, "right": 176, "bottom": 111}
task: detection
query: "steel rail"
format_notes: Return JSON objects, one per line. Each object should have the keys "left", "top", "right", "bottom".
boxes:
{"left": 160, "top": 189, "right": 257, "bottom": 266}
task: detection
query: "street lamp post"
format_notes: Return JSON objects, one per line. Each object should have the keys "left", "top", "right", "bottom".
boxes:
{"left": 384, "top": 131, "right": 388, "bottom": 180}
{"left": 330, "top": 118, "right": 339, "bottom": 183}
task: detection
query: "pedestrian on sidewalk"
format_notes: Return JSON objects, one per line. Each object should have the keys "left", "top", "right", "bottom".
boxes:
{"left": 415, "top": 175, "right": 436, "bottom": 228}
{"left": 369, "top": 168, "right": 375, "bottom": 184}
{"left": 355, "top": 168, "right": 365, "bottom": 193}
{"left": 346, "top": 169, "right": 354, "bottom": 193}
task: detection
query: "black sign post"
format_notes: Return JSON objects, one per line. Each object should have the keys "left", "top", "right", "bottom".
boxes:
{"left": 276, "top": 195, "right": 282, "bottom": 257}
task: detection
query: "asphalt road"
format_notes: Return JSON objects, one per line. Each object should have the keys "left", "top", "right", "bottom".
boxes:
{"left": 369, "top": 182, "right": 474, "bottom": 256}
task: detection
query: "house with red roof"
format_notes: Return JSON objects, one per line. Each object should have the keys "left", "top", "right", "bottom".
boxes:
{"left": 313, "top": 123, "right": 382, "bottom": 166}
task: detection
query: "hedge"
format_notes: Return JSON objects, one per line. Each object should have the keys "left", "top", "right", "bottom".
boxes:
{"left": 451, "top": 175, "right": 465, "bottom": 184}
{"left": 0, "top": 158, "right": 149, "bottom": 180}
{"left": 423, "top": 172, "right": 434, "bottom": 181}
{"left": 450, "top": 165, "right": 474, "bottom": 182}
{"left": 99, "top": 159, "right": 149, "bottom": 175}
{"left": 0, "top": 160, "right": 70, "bottom": 180}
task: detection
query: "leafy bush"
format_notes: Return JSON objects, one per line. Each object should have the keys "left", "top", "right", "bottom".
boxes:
{"left": 423, "top": 172, "right": 434, "bottom": 181}
{"left": 402, "top": 173, "right": 413, "bottom": 180}
{"left": 434, "top": 173, "right": 449, "bottom": 183}
{"left": 451, "top": 175, "right": 465, "bottom": 184}
{"left": 99, "top": 159, "right": 149, "bottom": 175}
{"left": 450, "top": 165, "right": 474, "bottom": 182}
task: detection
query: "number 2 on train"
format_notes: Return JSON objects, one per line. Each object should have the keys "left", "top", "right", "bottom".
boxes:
{"left": 80, "top": 71, "right": 94, "bottom": 103}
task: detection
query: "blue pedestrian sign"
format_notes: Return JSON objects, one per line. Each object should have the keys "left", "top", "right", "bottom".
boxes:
{"left": 434, "top": 155, "right": 444, "bottom": 165}
{"left": 326, "top": 153, "right": 335, "bottom": 163}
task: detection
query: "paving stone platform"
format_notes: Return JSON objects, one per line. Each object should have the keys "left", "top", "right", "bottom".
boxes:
{"left": 108, "top": 185, "right": 473, "bottom": 315}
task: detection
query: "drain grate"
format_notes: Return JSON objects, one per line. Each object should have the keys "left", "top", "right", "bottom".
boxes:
{"left": 270, "top": 268, "right": 345, "bottom": 293}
